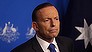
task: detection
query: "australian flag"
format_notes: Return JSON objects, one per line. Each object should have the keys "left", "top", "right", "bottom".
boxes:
{"left": 62, "top": 0, "right": 92, "bottom": 52}
{"left": 49, "top": 0, "right": 92, "bottom": 52}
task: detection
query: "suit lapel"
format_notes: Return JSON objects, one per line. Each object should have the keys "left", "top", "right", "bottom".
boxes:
{"left": 31, "top": 36, "right": 44, "bottom": 52}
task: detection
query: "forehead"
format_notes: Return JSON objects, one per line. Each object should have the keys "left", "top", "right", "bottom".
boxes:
{"left": 36, "top": 6, "right": 59, "bottom": 19}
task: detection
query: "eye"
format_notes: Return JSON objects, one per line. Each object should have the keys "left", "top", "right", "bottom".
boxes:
{"left": 44, "top": 19, "right": 49, "bottom": 22}
{"left": 55, "top": 17, "right": 59, "bottom": 20}
{"left": 56, "top": 18, "right": 59, "bottom": 20}
{"left": 45, "top": 19, "right": 49, "bottom": 21}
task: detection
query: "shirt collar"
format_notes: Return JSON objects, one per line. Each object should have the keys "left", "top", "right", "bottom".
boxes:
{"left": 36, "top": 35, "right": 58, "bottom": 51}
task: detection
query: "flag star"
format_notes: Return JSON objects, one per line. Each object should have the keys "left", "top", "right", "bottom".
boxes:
{"left": 75, "top": 19, "right": 92, "bottom": 49}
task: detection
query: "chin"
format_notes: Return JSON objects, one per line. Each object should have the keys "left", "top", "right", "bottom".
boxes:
{"left": 51, "top": 34, "right": 58, "bottom": 38}
{"left": 52, "top": 33, "right": 58, "bottom": 36}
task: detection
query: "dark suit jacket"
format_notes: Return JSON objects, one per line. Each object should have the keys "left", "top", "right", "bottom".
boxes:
{"left": 11, "top": 36, "right": 74, "bottom": 52}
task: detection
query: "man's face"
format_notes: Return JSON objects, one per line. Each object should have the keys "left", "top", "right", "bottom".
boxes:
{"left": 33, "top": 6, "right": 60, "bottom": 39}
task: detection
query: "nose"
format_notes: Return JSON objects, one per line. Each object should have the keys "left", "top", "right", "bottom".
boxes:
{"left": 51, "top": 19, "right": 55, "bottom": 27}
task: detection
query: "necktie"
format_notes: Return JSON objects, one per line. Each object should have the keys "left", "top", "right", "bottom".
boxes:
{"left": 48, "top": 43, "right": 56, "bottom": 52}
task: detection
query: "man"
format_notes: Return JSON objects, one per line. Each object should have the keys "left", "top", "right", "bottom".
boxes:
{"left": 11, "top": 2, "right": 74, "bottom": 52}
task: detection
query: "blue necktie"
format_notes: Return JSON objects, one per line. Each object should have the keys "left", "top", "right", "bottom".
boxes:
{"left": 48, "top": 43, "right": 56, "bottom": 52}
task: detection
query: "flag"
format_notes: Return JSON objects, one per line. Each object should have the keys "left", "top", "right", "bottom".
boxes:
{"left": 0, "top": 0, "right": 47, "bottom": 52}
{"left": 62, "top": 0, "right": 92, "bottom": 52}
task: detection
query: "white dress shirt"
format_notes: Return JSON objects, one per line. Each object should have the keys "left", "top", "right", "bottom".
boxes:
{"left": 36, "top": 35, "right": 60, "bottom": 52}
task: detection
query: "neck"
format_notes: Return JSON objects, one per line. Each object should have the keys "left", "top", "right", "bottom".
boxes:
{"left": 37, "top": 34, "right": 54, "bottom": 43}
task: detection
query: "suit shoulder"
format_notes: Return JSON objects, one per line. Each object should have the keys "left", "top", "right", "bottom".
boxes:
{"left": 56, "top": 36, "right": 73, "bottom": 43}
{"left": 57, "top": 36, "right": 72, "bottom": 40}
{"left": 11, "top": 37, "right": 35, "bottom": 52}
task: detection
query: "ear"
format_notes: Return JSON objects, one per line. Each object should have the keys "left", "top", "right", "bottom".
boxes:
{"left": 32, "top": 22, "right": 39, "bottom": 31}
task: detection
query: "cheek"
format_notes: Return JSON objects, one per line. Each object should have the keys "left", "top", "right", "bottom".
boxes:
{"left": 58, "top": 21, "right": 60, "bottom": 26}
{"left": 56, "top": 21, "right": 60, "bottom": 27}
{"left": 42, "top": 23, "right": 50, "bottom": 29}
{"left": 43, "top": 26, "right": 49, "bottom": 31}
{"left": 38, "top": 22, "right": 50, "bottom": 32}
{"left": 41, "top": 26, "right": 50, "bottom": 34}
{"left": 38, "top": 25, "right": 47, "bottom": 31}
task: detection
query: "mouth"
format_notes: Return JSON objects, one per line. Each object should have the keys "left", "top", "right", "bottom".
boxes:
{"left": 49, "top": 29, "right": 58, "bottom": 33}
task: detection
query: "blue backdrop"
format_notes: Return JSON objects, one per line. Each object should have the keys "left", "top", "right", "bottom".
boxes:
{"left": 0, "top": 0, "right": 48, "bottom": 52}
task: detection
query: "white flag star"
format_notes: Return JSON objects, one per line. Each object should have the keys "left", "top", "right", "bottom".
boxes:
{"left": 75, "top": 19, "right": 92, "bottom": 49}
